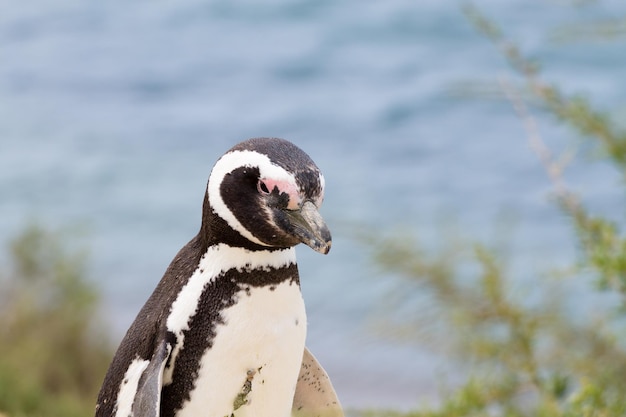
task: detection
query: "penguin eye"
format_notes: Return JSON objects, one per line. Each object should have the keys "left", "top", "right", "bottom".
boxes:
{"left": 257, "top": 180, "right": 270, "bottom": 195}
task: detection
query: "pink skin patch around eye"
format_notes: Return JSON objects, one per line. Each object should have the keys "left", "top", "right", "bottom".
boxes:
{"left": 260, "top": 178, "right": 302, "bottom": 210}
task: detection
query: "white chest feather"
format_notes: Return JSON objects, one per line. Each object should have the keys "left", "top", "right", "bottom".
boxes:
{"left": 176, "top": 281, "right": 307, "bottom": 417}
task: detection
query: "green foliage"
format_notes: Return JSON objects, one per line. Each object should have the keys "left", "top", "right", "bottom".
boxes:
{"left": 0, "top": 224, "right": 112, "bottom": 417}
{"left": 364, "top": 3, "right": 626, "bottom": 417}
{"left": 369, "top": 234, "right": 626, "bottom": 416}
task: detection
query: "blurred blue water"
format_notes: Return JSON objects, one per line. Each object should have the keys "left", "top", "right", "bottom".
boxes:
{"left": 2, "top": 0, "right": 626, "bottom": 409}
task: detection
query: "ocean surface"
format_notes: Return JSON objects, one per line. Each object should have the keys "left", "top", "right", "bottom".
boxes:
{"left": 2, "top": 0, "right": 626, "bottom": 410}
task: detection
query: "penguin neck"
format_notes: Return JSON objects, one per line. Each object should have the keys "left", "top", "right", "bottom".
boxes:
{"left": 201, "top": 243, "right": 300, "bottom": 287}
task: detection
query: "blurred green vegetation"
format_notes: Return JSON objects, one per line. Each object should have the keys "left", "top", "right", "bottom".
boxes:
{"left": 363, "top": 3, "right": 626, "bottom": 417}
{"left": 0, "top": 224, "right": 112, "bottom": 417}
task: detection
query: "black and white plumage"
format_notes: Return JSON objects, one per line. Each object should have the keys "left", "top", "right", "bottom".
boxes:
{"left": 95, "top": 138, "right": 343, "bottom": 417}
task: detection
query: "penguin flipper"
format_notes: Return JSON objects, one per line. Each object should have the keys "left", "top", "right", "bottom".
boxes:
{"left": 132, "top": 339, "right": 172, "bottom": 417}
{"left": 292, "top": 347, "right": 344, "bottom": 417}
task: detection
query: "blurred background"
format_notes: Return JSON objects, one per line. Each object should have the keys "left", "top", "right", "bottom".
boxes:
{"left": 2, "top": 0, "right": 626, "bottom": 416}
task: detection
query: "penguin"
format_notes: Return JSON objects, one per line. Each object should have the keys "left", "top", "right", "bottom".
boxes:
{"left": 95, "top": 138, "right": 343, "bottom": 417}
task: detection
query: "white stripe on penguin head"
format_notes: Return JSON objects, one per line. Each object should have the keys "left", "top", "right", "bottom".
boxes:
{"left": 207, "top": 150, "right": 299, "bottom": 246}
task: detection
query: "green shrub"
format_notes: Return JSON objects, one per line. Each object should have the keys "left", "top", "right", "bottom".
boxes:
{"left": 0, "top": 224, "right": 112, "bottom": 417}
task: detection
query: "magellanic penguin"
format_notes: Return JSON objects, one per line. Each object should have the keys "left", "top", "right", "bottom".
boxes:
{"left": 96, "top": 138, "right": 343, "bottom": 417}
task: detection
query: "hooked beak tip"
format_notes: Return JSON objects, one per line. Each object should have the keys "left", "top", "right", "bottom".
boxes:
{"left": 285, "top": 200, "right": 332, "bottom": 255}
{"left": 313, "top": 238, "right": 332, "bottom": 255}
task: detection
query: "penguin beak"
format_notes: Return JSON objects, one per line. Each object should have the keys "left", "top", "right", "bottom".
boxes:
{"left": 285, "top": 200, "right": 332, "bottom": 254}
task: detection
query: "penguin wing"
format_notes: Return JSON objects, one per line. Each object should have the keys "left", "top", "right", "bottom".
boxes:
{"left": 132, "top": 338, "right": 172, "bottom": 417}
{"left": 292, "top": 347, "right": 344, "bottom": 417}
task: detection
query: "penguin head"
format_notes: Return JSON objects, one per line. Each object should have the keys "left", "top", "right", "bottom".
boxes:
{"left": 206, "top": 138, "right": 331, "bottom": 254}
